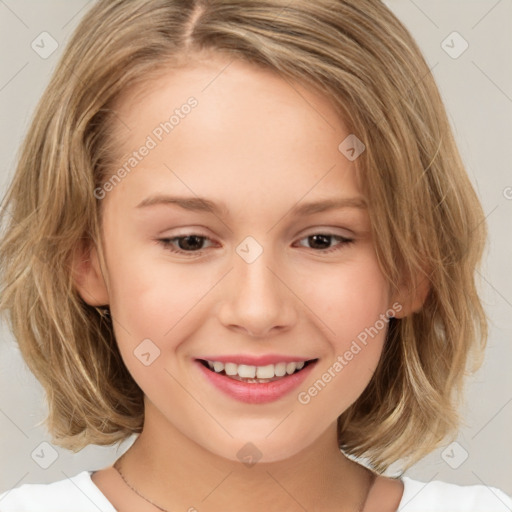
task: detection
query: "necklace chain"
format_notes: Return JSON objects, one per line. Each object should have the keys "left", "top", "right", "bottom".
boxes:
{"left": 113, "top": 453, "right": 376, "bottom": 512}
{"left": 114, "top": 454, "right": 169, "bottom": 512}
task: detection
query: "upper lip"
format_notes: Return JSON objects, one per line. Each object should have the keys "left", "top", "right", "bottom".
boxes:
{"left": 197, "top": 354, "right": 317, "bottom": 366}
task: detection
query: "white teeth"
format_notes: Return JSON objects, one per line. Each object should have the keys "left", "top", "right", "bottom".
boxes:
{"left": 213, "top": 361, "right": 224, "bottom": 372}
{"left": 224, "top": 362, "right": 238, "bottom": 376}
{"left": 286, "top": 362, "right": 297, "bottom": 375}
{"left": 237, "top": 364, "right": 256, "bottom": 378}
{"left": 204, "top": 359, "right": 310, "bottom": 380}
{"left": 274, "top": 362, "right": 287, "bottom": 377}
{"left": 256, "top": 364, "right": 275, "bottom": 379}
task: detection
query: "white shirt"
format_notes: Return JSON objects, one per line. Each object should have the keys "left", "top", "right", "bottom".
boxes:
{"left": 0, "top": 471, "right": 511, "bottom": 511}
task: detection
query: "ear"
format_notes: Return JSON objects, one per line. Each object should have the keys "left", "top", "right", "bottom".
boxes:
{"left": 71, "top": 238, "right": 110, "bottom": 306}
{"left": 392, "top": 271, "right": 431, "bottom": 318}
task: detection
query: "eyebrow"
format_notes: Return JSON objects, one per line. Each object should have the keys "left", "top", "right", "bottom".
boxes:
{"left": 135, "top": 194, "right": 367, "bottom": 216}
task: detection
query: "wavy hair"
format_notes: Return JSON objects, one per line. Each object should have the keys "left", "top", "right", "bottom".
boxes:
{"left": 0, "top": 0, "right": 487, "bottom": 472}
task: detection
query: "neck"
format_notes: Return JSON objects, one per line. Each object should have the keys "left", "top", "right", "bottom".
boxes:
{"left": 118, "top": 400, "right": 372, "bottom": 512}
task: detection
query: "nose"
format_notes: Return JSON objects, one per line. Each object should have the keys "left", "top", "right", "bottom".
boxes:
{"left": 217, "top": 243, "right": 298, "bottom": 338}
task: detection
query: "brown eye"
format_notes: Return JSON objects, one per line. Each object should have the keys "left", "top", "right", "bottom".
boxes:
{"left": 295, "top": 233, "right": 354, "bottom": 253}
{"left": 158, "top": 234, "right": 215, "bottom": 255}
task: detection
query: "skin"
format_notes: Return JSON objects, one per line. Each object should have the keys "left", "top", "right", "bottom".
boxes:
{"left": 74, "top": 52, "right": 423, "bottom": 512}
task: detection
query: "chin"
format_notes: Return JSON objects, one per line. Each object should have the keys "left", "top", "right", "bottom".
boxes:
{"left": 203, "top": 430, "right": 320, "bottom": 465}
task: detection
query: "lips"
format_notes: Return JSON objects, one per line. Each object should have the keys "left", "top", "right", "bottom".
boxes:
{"left": 195, "top": 356, "right": 318, "bottom": 404}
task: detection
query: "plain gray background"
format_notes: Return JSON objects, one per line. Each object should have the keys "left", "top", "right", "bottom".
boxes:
{"left": 0, "top": 0, "right": 511, "bottom": 498}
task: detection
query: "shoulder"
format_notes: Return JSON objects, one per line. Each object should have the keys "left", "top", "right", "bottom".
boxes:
{"left": 0, "top": 471, "right": 116, "bottom": 512}
{"left": 399, "top": 476, "right": 512, "bottom": 512}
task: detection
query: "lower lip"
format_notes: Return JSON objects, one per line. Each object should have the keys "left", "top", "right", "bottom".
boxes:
{"left": 195, "top": 360, "right": 317, "bottom": 404}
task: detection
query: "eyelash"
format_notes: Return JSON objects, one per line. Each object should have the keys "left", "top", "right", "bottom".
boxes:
{"left": 157, "top": 232, "right": 354, "bottom": 257}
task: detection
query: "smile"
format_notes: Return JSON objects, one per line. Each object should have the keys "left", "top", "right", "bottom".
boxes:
{"left": 200, "top": 359, "right": 313, "bottom": 382}
{"left": 195, "top": 357, "right": 318, "bottom": 404}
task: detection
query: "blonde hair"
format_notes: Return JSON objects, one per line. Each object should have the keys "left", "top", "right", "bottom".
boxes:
{"left": 0, "top": 0, "right": 487, "bottom": 472}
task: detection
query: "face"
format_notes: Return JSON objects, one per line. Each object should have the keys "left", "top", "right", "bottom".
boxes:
{"left": 82, "top": 53, "right": 399, "bottom": 463}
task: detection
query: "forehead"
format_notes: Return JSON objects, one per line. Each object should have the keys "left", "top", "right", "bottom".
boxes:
{"left": 112, "top": 53, "right": 349, "bottom": 155}
{"left": 103, "top": 54, "right": 362, "bottom": 215}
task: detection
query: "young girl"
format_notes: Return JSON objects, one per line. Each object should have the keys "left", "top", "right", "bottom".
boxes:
{"left": 0, "top": 0, "right": 510, "bottom": 510}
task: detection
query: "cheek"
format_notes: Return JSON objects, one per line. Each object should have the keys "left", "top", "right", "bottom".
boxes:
{"left": 104, "top": 255, "right": 201, "bottom": 404}
{"left": 295, "top": 252, "right": 391, "bottom": 344}
{"left": 104, "top": 244, "right": 221, "bottom": 377}
{"left": 293, "top": 255, "right": 391, "bottom": 410}
{"left": 106, "top": 245, "right": 204, "bottom": 335}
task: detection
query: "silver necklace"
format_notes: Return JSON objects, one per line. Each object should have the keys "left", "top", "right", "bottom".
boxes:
{"left": 114, "top": 454, "right": 168, "bottom": 512}
{"left": 113, "top": 453, "right": 377, "bottom": 512}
